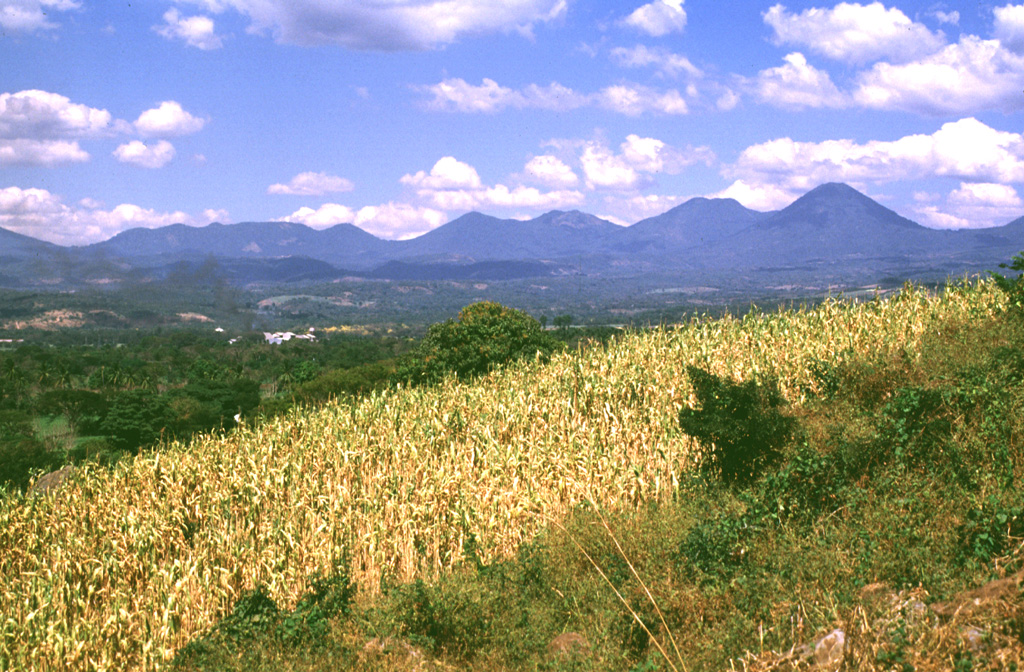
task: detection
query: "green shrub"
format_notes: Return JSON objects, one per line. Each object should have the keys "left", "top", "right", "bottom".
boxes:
{"left": 679, "top": 366, "right": 798, "bottom": 485}
{"left": 0, "top": 436, "right": 64, "bottom": 492}
{"left": 957, "top": 496, "right": 1024, "bottom": 567}
{"left": 990, "top": 251, "right": 1024, "bottom": 312}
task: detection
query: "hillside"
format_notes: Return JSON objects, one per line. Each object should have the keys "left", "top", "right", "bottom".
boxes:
{"left": 2, "top": 280, "right": 1023, "bottom": 670}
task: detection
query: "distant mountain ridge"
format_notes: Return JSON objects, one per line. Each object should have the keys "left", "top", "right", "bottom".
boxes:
{"left": 2, "top": 183, "right": 1023, "bottom": 288}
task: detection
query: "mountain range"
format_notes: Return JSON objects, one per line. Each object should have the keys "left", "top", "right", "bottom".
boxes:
{"left": 3, "top": 183, "right": 1023, "bottom": 289}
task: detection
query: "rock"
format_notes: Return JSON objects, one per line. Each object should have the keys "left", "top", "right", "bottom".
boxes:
{"left": 547, "top": 632, "right": 589, "bottom": 659}
{"left": 813, "top": 628, "right": 845, "bottom": 668}
{"left": 28, "top": 465, "right": 75, "bottom": 497}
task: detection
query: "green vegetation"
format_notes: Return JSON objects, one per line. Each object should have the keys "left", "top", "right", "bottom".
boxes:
{"left": 2, "top": 276, "right": 1023, "bottom": 670}
{"left": 393, "top": 301, "right": 562, "bottom": 386}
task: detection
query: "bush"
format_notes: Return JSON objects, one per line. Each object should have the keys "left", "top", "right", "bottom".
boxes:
{"left": 0, "top": 437, "right": 64, "bottom": 492}
{"left": 957, "top": 496, "right": 1024, "bottom": 567}
{"left": 679, "top": 366, "right": 798, "bottom": 485}
{"left": 394, "top": 302, "right": 561, "bottom": 387}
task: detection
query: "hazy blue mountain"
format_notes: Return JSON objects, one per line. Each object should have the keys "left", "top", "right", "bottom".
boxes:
{"left": 3, "top": 183, "right": 1024, "bottom": 289}
{"left": 698, "top": 183, "right": 962, "bottom": 269}
{"left": 621, "top": 197, "right": 770, "bottom": 250}
{"left": 88, "top": 221, "right": 389, "bottom": 269}
{"left": 393, "top": 210, "right": 621, "bottom": 261}
{"left": 0, "top": 226, "right": 61, "bottom": 260}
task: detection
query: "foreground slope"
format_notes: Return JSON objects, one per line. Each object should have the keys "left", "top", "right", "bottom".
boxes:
{"left": 0, "top": 281, "right": 1017, "bottom": 670}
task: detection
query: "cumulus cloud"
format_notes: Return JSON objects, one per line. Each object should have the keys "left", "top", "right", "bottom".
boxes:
{"left": 747, "top": 52, "right": 848, "bottom": 109}
{"left": 596, "top": 84, "right": 688, "bottom": 115}
{"left": 0, "top": 90, "right": 126, "bottom": 166}
{"left": 419, "top": 78, "right": 586, "bottom": 113}
{"left": 0, "top": 186, "right": 213, "bottom": 245}
{"left": 134, "top": 101, "right": 207, "bottom": 137}
{"left": 579, "top": 135, "right": 712, "bottom": 190}
{"left": 112, "top": 140, "right": 176, "bottom": 168}
{"left": 177, "top": 0, "right": 567, "bottom": 50}
{"left": 276, "top": 203, "right": 357, "bottom": 229}
{"left": 711, "top": 180, "right": 798, "bottom": 211}
{"left": 916, "top": 182, "right": 1024, "bottom": 228}
{"left": 853, "top": 36, "right": 1024, "bottom": 115}
{"left": 0, "top": 139, "right": 88, "bottom": 166}
{"left": 267, "top": 171, "right": 355, "bottom": 195}
{"left": 277, "top": 201, "right": 446, "bottom": 239}
{"left": 994, "top": 4, "right": 1024, "bottom": 54}
{"left": 420, "top": 78, "right": 689, "bottom": 115}
{"left": 610, "top": 45, "right": 702, "bottom": 78}
{"left": 0, "top": 90, "right": 117, "bottom": 140}
{"left": 156, "top": 8, "right": 224, "bottom": 50}
{"left": 724, "top": 118, "right": 1024, "bottom": 193}
{"left": 621, "top": 0, "right": 687, "bottom": 37}
{"left": 931, "top": 10, "right": 959, "bottom": 25}
{"left": 0, "top": 0, "right": 80, "bottom": 33}
{"left": 401, "top": 156, "right": 583, "bottom": 212}
{"left": 523, "top": 155, "right": 579, "bottom": 188}
{"left": 763, "top": 2, "right": 945, "bottom": 64}
{"left": 400, "top": 156, "right": 482, "bottom": 190}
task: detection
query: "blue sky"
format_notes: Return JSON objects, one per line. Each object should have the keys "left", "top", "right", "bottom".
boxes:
{"left": 1, "top": 0, "right": 1023, "bottom": 245}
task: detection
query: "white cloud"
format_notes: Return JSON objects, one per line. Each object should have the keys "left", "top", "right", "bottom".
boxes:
{"left": 0, "top": 0, "right": 80, "bottom": 33}
{"left": 602, "top": 193, "right": 687, "bottom": 223}
{"left": 134, "top": 101, "right": 207, "bottom": 137}
{"left": 113, "top": 140, "right": 176, "bottom": 169}
{"left": 0, "top": 90, "right": 116, "bottom": 165}
{"left": 401, "top": 156, "right": 482, "bottom": 190}
{"left": 0, "top": 139, "right": 88, "bottom": 166}
{"left": 401, "top": 156, "right": 584, "bottom": 212}
{"left": 596, "top": 84, "right": 688, "bottom": 115}
{"left": 180, "top": 0, "right": 567, "bottom": 50}
{"left": 277, "top": 203, "right": 357, "bottom": 229}
{"left": 0, "top": 186, "right": 207, "bottom": 245}
{"left": 156, "top": 8, "right": 224, "bottom": 50}
{"left": 994, "top": 4, "right": 1024, "bottom": 54}
{"left": 620, "top": 133, "right": 713, "bottom": 173}
{"left": 523, "top": 155, "right": 579, "bottom": 188}
{"left": 621, "top": 0, "right": 687, "bottom": 37}
{"left": 0, "top": 90, "right": 117, "bottom": 140}
{"left": 420, "top": 78, "right": 586, "bottom": 113}
{"left": 711, "top": 180, "right": 797, "bottom": 211}
{"left": 931, "top": 10, "right": 959, "bottom": 25}
{"left": 267, "top": 171, "right": 355, "bottom": 195}
{"left": 580, "top": 144, "right": 641, "bottom": 190}
{"left": 854, "top": 36, "right": 1024, "bottom": 115}
{"left": 724, "top": 118, "right": 1024, "bottom": 193}
{"left": 353, "top": 203, "right": 447, "bottom": 239}
{"left": 609, "top": 45, "right": 702, "bottom": 78}
{"left": 916, "top": 182, "right": 1024, "bottom": 228}
{"left": 421, "top": 78, "right": 687, "bottom": 115}
{"left": 763, "top": 2, "right": 945, "bottom": 64}
{"left": 579, "top": 135, "right": 713, "bottom": 191}
{"left": 748, "top": 52, "right": 848, "bottom": 109}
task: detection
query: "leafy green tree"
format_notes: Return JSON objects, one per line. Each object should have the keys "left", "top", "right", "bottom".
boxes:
{"left": 395, "top": 302, "right": 562, "bottom": 386}
{"left": 100, "top": 389, "right": 173, "bottom": 453}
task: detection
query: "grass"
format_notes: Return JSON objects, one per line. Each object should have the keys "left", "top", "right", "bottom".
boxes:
{"left": 2, "top": 279, "right": 1023, "bottom": 670}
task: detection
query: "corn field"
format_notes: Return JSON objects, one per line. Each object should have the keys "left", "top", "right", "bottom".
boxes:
{"left": 0, "top": 280, "right": 1006, "bottom": 671}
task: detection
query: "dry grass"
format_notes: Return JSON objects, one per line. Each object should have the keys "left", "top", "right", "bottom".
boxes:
{"left": 0, "top": 280, "right": 1005, "bottom": 671}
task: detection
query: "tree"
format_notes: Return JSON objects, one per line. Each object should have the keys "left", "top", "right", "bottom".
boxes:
{"left": 100, "top": 389, "right": 172, "bottom": 453}
{"left": 394, "top": 302, "right": 562, "bottom": 386}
